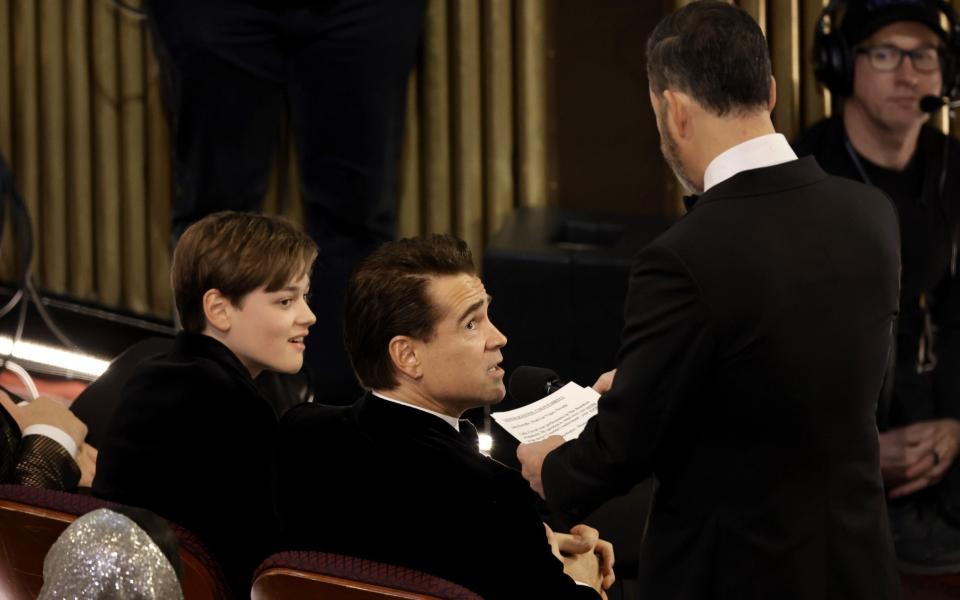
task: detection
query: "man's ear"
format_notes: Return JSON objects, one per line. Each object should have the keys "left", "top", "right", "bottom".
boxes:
{"left": 768, "top": 75, "right": 777, "bottom": 112}
{"left": 663, "top": 89, "right": 692, "bottom": 140}
{"left": 388, "top": 335, "right": 422, "bottom": 380}
{"left": 202, "top": 289, "right": 232, "bottom": 334}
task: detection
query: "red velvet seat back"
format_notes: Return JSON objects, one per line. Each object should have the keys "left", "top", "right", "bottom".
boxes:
{"left": 0, "top": 484, "right": 229, "bottom": 599}
{"left": 252, "top": 551, "right": 484, "bottom": 600}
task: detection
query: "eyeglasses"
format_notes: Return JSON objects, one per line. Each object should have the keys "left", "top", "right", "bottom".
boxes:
{"left": 855, "top": 44, "right": 942, "bottom": 73}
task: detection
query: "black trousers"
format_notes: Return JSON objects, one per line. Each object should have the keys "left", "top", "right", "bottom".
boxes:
{"left": 148, "top": 0, "right": 425, "bottom": 402}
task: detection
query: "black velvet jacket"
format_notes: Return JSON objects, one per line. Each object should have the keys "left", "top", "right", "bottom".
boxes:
{"left": 93, "top": 332, "right": 279, "bottom": 598}
{"left": 275, "top": 393, "right": 599, "bottom": 599}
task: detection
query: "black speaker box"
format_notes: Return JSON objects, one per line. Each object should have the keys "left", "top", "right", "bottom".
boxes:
{"left": 484, "top": 206, "right": 673, "bottom": 402}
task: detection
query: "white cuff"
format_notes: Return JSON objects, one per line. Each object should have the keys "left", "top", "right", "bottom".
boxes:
{"left": 22, "top": 424, "right": 78, "bottom": 458}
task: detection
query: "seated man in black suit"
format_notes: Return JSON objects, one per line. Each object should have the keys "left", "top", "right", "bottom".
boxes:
{"left": 275, "top": 234, "right": 612, "bottom": 599}
{"left": 0, "top": 389, "right": 94, "bottom": 490}
{"left": 93, "top": 211, "right": 318, "bottom": 597}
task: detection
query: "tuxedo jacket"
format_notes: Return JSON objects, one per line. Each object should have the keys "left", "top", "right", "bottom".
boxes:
{"left": 275, "top": 393, "right": 598, "bottom": 599}
{"left": 543, "top": 157, "right": 902, "bottom": 599}
{"left": 93, "top": 332, "right": 280, "bottom": 598}
{"left": 0, "top": 396, "right": 79, "bottom": 490}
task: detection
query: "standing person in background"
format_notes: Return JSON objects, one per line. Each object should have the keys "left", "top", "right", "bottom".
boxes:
{"left": 517, "top": 2, "right": 901, "bottom": 597}
{"left": 795, "top": 0, "right": 960, "bottom": 573}
{"left": 147, "top": 0, "right": 425, "bottom": 405}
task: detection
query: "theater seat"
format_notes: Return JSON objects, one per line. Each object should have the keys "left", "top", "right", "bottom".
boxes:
{"left": 252, "top": 551, "right": 484, "bottom": 600}
{"left": 0, "top": 484, "right": 229, "bottom": 599}
{"left": 901, "top": 572, "right": 960, "bottom": 599}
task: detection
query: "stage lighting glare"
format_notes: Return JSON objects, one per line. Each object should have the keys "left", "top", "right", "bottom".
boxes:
{"left": 479, "top": 432, "right": 493, "bottom": 454}
{"left": 0, "top": 336, "right": 109, "bottom": 380}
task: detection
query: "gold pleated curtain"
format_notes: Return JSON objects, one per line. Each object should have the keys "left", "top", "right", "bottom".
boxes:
{"left": 0, "top": 0, "right": 171, "bottom": 317}
{"left": 398, "top": 0, "right": 549, "bottom": 258}
{"left": 737, "top": 0, "right": 832, "bottom": 140}
{"left": 0, "top": 0, "right": 549, "bottom": 319}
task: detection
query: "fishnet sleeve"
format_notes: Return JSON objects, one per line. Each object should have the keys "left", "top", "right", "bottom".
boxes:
{"left": 14, "top": 435, "right": 80, "bottom": 491}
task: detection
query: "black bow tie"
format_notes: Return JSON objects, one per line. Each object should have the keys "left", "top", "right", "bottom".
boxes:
{"left": 682, "top": 194, "right": 700, "bottom": 211}
{"left": 459, "top": 419, "right": 480, "bottom": 450}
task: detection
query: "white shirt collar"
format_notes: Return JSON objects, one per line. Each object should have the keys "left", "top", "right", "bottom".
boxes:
{"left": 703, "top": 133, "right": 798, "bottom": 192}
{"left": 372, "top": 391, "right": 462, "bottom": 431}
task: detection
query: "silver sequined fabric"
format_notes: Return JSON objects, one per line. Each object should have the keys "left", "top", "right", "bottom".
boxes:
{"left": 38, "top": 508, "right": 184, "bottom": 600}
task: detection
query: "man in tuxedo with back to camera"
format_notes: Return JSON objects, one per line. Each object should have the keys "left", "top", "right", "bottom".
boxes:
{"left": 517, "top": 2, "right": 901, "bottom": 598}
{"left": 794, "top": 0, "right": 960, "bottom": 572}
{"left": 275, "top": 234, "right": 614, "bottom": 599}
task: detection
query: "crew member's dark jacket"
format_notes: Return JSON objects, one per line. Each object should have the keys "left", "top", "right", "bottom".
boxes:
{"left": 795, "top": 117, "right": 960, "bottom": 429}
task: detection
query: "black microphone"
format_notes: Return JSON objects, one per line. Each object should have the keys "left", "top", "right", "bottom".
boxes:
{"left": 508, "top": 366, "right": 568, "bottom": 405}
{"left": 919, "top": 95, "right": 960, "bottom": 113}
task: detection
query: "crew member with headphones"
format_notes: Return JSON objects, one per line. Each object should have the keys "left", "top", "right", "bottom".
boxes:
{"left": 795, "top": 0, "right": 960, "bottom": 574}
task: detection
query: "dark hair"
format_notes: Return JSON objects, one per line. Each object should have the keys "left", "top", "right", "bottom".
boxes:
{"left": 171, "top": 211, "right": 318, "bottom": 333}
{"left": 646, "top": 0, "right": 772, "bottom": 116}
{"left": 345, "top": 235, "right": 475, "bottom": 390}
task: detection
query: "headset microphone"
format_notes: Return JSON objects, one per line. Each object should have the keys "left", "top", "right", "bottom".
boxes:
{"left": 920, "top": 94, "right": 960, "bottom": 113}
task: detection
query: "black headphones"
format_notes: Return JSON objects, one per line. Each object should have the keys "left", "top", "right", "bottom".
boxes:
{"left": 814, "top": 0, "right": 960, "bottom": 98}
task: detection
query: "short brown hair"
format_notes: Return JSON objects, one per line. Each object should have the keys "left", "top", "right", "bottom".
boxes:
{"left": 345, "top": 235, "right": 474, "bottom": 390}
{"left": 172, "top": 211, "right": 318, "bottom": 333}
